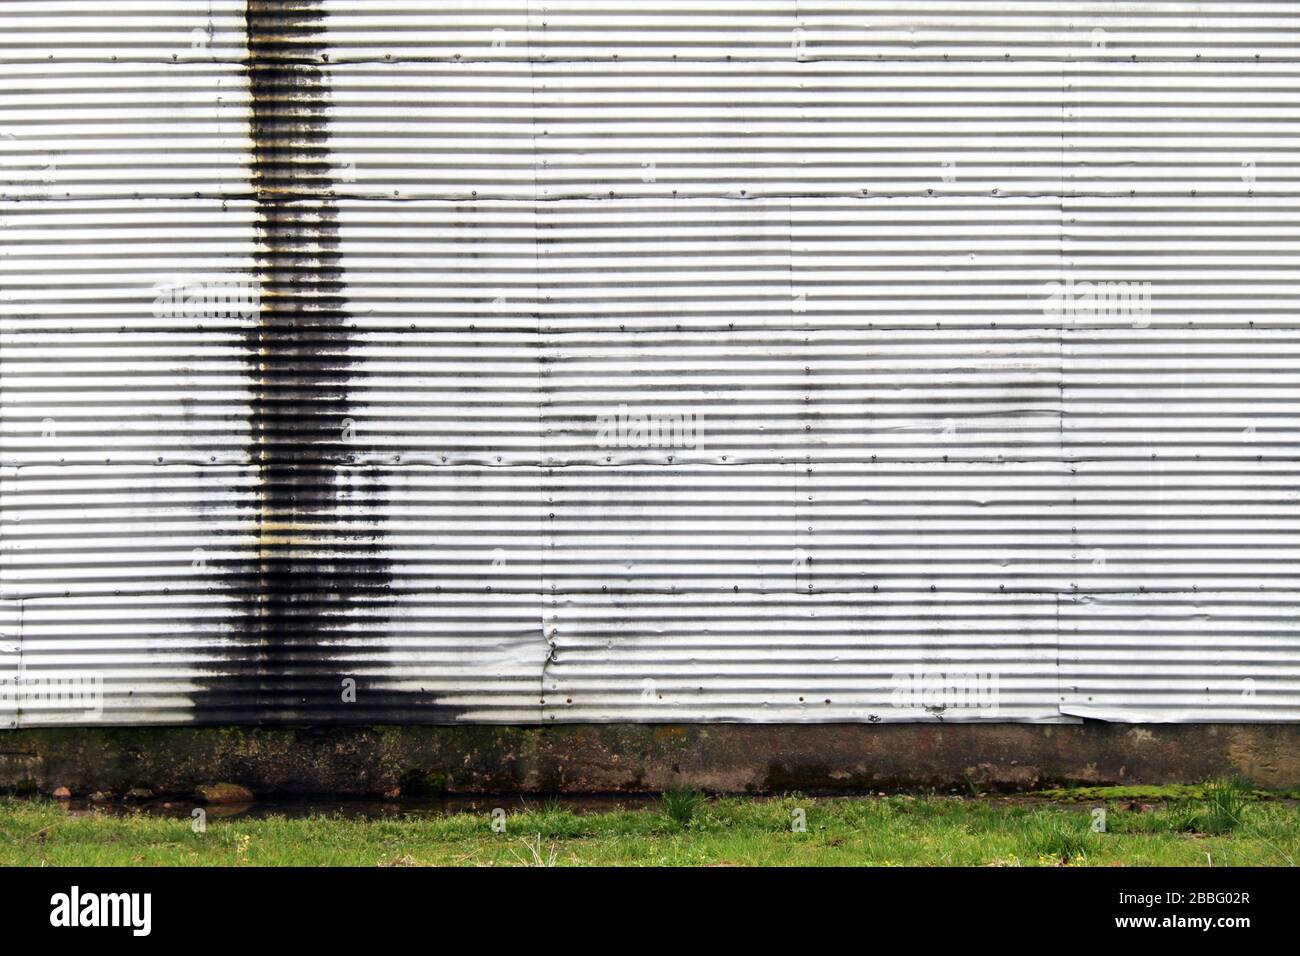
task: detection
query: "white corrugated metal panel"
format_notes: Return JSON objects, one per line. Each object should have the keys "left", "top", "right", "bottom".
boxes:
{"left": 1060, "top": 591, "right": 1300, "bottom": 722}
{"left": 0, "top": 577, "right": 19, "bottom": 729}
{"left": 1, "top": 2, "right": 1298, "bottom": 726}
{"left": 0, "top": 1, "right": 249, "bottom": 63}
{"left": 0, "top": 61, "right": 252, "bottom": 200}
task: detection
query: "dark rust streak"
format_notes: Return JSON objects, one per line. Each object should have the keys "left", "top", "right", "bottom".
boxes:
{"left": 193, "top": 1, "right": 400, "bottom": 722}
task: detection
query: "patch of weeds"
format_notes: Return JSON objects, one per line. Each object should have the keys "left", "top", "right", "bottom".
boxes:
{"left": 525, "top": 806, "right": 586, "bottom": 839}
{"left": 838, "top": 796, "right": 896, "bottom": 828}
{"left": 509, "top": 833, "right": 558, "bottom": 867}
{"left": 1103, "top": 803, "right": 1186, "bottom": 835}
{"left": 1024, "top": 812, "right": 1093, "bottom": 863}
{"left": 1151, "top": 777, "right": 1255, "bottom": 835}
{"left": 1123, "top": 777, "right": 1254, "bottom": 835}
{"left": 662, "top": 788, "right": 706, "bottom": 828}
{"left": 1202, "top": 776, "right": 1251, "bottom": 834}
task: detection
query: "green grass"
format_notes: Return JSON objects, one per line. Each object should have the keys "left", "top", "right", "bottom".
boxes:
{"left": 661, "top": 787, "right": 706, "bottom": 827}
{"left": 1, "top": 787, "right": 1295, "bottom": 867}
{"left": 1026, "top": 813, "right": 1095, "bottom": 863}
{"left": 1201, "top": 776, "right": 1252, "bottom": 834}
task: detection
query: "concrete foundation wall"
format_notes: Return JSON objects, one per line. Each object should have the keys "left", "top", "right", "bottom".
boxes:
{"left": 2, "top": 724, "right": 1299, "bottom": 796}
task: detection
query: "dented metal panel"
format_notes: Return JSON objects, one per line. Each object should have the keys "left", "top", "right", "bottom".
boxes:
{"left": 1, "top": 2, "right": 1298, "bottom": 726}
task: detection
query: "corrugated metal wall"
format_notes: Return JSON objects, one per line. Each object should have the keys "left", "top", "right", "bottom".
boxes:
{"left": 2, "top": 2, "right": 1298, "bottom": 726}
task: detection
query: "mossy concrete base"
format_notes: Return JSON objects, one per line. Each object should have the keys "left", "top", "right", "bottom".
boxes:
{"left": 2, "top": 723, "right": 1299, "bottom": 796}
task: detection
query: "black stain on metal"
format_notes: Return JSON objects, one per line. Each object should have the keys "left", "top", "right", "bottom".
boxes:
{"left": 191, "top": 1, "right": 465, "bottom": 723}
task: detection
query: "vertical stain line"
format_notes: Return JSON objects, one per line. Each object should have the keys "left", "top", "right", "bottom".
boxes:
{"left": 194, "top": 0, "right": 394, "bottom": 721}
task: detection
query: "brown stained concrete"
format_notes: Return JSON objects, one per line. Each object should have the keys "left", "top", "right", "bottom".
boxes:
{"left": 1, "top": 723, "right": 1298, "bottom": 796}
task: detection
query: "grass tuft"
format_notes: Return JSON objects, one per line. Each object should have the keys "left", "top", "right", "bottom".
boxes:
{"left": 1025, "top": 811, "right": 1093, "bottom": 863}
{"left": 509, "top": 833, "right": 559, "bottom": 867}
{"left": 661, "top": 788, "right": 707, "bottom": 827}
{"left": 1201, "top": 776, "right": 1252, "bottom": 834}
